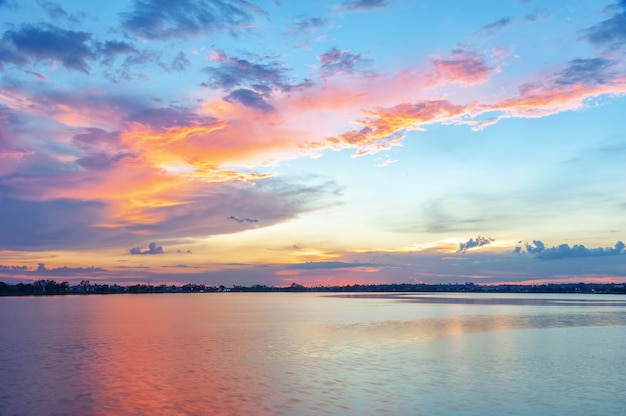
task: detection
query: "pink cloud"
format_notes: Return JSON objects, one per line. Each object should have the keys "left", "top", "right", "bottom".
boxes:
{"left": 431, "top": 49, "right": 495, "bottom": 84}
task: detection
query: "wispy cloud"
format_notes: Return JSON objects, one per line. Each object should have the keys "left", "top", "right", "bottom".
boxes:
{"left": 120, "top": 0, "right": 259, "bottom": 41}
{"left": 341, "top": 0, "right": 389, "bottom": 11}
{"left": 228, "top": 215, "right": 259, "bottom": 224}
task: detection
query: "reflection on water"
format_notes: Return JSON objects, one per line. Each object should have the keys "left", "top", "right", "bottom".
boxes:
{"left": 1, "top": 293, "right": 625, "bottom": 415}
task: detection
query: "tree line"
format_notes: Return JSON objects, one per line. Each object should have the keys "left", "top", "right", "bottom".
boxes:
{"left": 1, "top": 279, "right": 626, "bottom": 296}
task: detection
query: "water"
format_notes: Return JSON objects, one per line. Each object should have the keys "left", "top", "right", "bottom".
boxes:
{"left": 1, "top": 292, "right": 625, "bottom": 415}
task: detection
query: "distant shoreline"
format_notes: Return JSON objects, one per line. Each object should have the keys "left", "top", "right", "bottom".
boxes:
{"left": 1, "top": 280, "right": 625, "bottom": 296}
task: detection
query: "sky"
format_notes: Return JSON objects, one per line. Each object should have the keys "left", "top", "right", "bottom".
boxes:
{"left": 1, "top": 0, "right": 626, "bottom": 287}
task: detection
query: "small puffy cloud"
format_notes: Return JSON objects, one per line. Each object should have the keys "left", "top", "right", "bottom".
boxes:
{"left": 120, "top": 0, "right": 257, "bottom": 41}
{"left": 228, "top": 215, "right": 259, "bottom": 224}
{"left": 458, "top": 236, "right": 494, "bottom": 253}
{"left": 2, "top": 24, "right": 94, "bottom": 72}
{"left": 129, "top": 242, "right": 164, "bottom": 255}
{"left": 515, "top": 240, "right": 625, "bottom": 260}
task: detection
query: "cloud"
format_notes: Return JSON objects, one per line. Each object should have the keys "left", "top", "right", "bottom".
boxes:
{"left": 318, "top": 48, "right": 371, "bottom": 78}
{"left": 120, "top": 0, "right": 258, "bottom": 41}
{"left": 515, "top": 240, "right": 626, "bottom": 260}
{"left": 289, "top": 16, "right": 329, "bottom": 33}
{"left": 203, "top": 49, "right": 291, "bottom": 92}
{"left": 458, "top": 236, "right": 494, "bottom": 253}
{"left": 36, "top": 263, "right": 106, "bottom": 275}
{"left": 2, "top": 24, "right": 94, "bottom": 72}
{"left": 430, "top": 48, "right": 494, "bottom": 84}
{"left": 130, "top": 242, "right": 164, "bottom": 255}
{"left": 341, "top": 0, "right": 389, "bottom": 11}
{"left": 38, "top": 0, "right": 79, "bottom": 23}
{"left": 228, "top": 215, "right": 259, "bottom": 224}
{"left": 480, "top": 17, "right": 511, "bottom": 35}
{"left": 0, "top": 197, "right": 109, "bottom": 250}
{"left": 98, "top": 40, "right": 138, "bottom": 65}
{"left": 288, "top": 261, "right": 379, "bottom": 270}
{"left": 171, "top": 51, "right": 190, "bottom": 72}
{"left": 0, "top": 40, "right": 27, "bottom": 69}
{"left": 325, "top": 100, "right": 465, "bottom": 155}
{"left": 580, "top": 5, "right": 626, "bottom": 48}
{"left": 25, "top": 70, "right": 49, "bottom": 81}
{"left": 223, "top": 88, "right": 274, "bottom": 111}
{"left": 555, "top": 58, "right": 615, "bottom": 86}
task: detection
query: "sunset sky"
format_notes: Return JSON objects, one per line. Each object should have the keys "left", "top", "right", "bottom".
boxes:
{"left": 1, "top": 0, "right": 626, "bottom": 286}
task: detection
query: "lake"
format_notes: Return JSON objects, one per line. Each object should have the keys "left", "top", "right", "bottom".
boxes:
{"left": 1, "top": 292, "right": 625, "bottom": 415}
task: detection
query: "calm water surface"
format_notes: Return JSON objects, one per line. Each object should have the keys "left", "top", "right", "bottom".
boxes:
{"left": 1, "top": 292, "right": 625, "bottom": 415}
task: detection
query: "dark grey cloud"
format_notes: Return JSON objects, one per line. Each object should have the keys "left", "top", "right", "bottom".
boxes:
{"left": 458, "top": 236, "right": 494, "bottom": 253}
{"left": 580, "top": 5, "right": 626, "bottom": 48}
{"left": 288, "top": 261, "right": 378, "bottom": 270}
{"left": 480, "top": 17, "right": 511, "bottom": 34}
{"left": 515, "top": 240, "right": 625, "bottom": 260}
{"left": 223, "top": 88, "right": 274, "bottom": 111}
{"left": 228, "top": 215, "right": 259, "bottom": 224}
{"left": 2, "top": 24, "right": 94, "bottom": 72}
{"left": 318, "top": 48, "right": 371, "bottom": 77}
{"left": 130, "top": 242, "right": 164, "bottom": 255}
{"left": 341, "top": 0, "right": 389, "bottom": 11}
{"left": 120, "top": 0, "right": 258, "bottom": 41}
{"left": 555, "top": 58, "right": 614, "bottom": 86}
